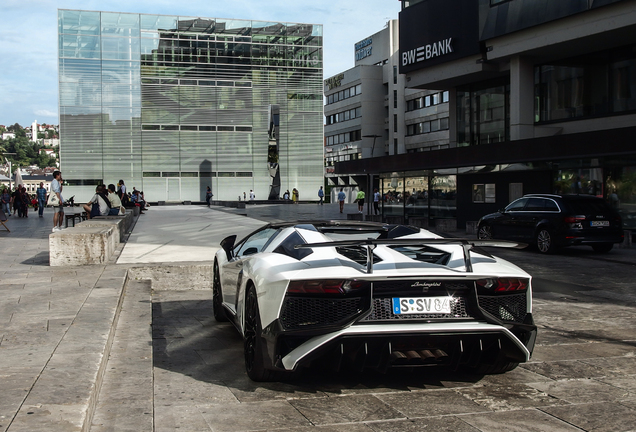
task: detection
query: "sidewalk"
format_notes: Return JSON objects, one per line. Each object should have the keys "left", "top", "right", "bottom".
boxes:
{"left": 0, "top": 204, "right": 634, "bottom": 431}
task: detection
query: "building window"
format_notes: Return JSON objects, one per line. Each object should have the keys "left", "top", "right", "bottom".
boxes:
{"left": 457, "top": 79, "right": 510, "bottom": 146}
{"left": 394, "top": 90, "right": 398, "bottom": 108}
{"left": 535, "top": 46, "right": 636, "bottom": 122}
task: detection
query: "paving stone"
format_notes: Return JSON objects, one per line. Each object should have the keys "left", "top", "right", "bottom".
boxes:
{"left": 579, "top": 356, "right": 636, "bottom": 376}
{"left": 521, "top": 359, "right": 608, "bottom": 380}
{"left": 375, "top": 388, "right": 490, "bottom": 418}
{"left": 290, "top": 394, "right": 405, "bottom": 425}
{"left": 153, "top": 404, "right": 212, "bottom": 432}
{"left": 366, "top": 417, "right": 480, "bottom": 432}
{"left": 198, "top": 400, "right": 311, "bottom": 431}
{"left": 529, "top": 378, "right": 632, "bottom": 404}
{"left": 540, "top": 401, "right": 636, "bottom": 432}
{"left": 460, "top": 408, "right": 582, "bottom": 431}
{"left": 455, "top": 383, "right": 569, "bottom": 411}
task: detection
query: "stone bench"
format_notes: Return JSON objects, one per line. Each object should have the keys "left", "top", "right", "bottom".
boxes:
{"left": 49, "top": 225, "right": 118, "bottom": 266}
{"left": 81, "top": 213, "right": 133, "bottom": 243}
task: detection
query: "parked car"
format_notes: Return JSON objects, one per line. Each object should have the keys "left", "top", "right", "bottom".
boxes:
{"left": 214, "top": 221, "right": 536, "bottom": 381}
{"left": 477, "top": 194, "right": 624, "bottom": 254}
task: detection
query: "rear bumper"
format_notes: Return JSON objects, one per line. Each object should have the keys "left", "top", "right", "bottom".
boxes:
{"left": 561, "top": 230, "right": 624, "bottom": 246}
{"left": 277, "top": 320, "right": 536, "bottom": 372}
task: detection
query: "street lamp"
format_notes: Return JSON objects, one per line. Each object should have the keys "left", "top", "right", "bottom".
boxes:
{"left": 2, "top": 153, "right": 16, "bottom": 191}
{"left": 362, "top": 135, "right": 381, "bottom": 216}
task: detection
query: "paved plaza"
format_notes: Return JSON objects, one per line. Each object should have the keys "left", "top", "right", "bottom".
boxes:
{"left": 1, "top": 203, "right": 635, "bottom": 431}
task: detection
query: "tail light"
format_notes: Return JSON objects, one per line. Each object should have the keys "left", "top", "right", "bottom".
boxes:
{"left": 476, "top": 278, "right": 529, "bottom": 293}
{"left": 563, "top": 215, "right": 585, "bottom": 223}
{"left": 287, "top": 280, "right": 370, "bottom": 296}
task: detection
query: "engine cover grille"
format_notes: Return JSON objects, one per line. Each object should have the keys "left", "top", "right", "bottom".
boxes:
{"left": 281, "top": 297, "right": 364, "bottom": 330}
{"left": 478, "top": 294, "right": 527, "bottom": 323}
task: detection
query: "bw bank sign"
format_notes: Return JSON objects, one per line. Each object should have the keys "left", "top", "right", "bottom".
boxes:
{"left": 402, "top": 38, "right": 453, "bottom": 67}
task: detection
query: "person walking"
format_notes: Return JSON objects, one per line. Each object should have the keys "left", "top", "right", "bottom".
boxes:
{"left": 373, "top": 188, "right": 380, "bottom": 215}
{"left": 1, "top": 188, "right": 10, "bottom": 215}
{"left": 318, "top": 186, "right": 324, "bottom": 205}
{"left": 206, "top": 186, "right": 213, "bottom": 207}
{"left": 249, "top": 190, "right": 255, "bottom": 201}
{"left": 292, "top": 188, "right": 299, "bottom": 203}
{"left": 36, "top": 182, "right": 47, "bottom": 217}
{"left": 337, "top": 188, "right": 346, "bottom": 213}
{"left": 51, "top": 171, "right": 65, "bottom": 231}
{"left": 356, "top": 189, "right": 365, "bottom": 214}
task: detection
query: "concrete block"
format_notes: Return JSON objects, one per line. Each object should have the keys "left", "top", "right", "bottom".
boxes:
{"left": 365, "top": 215, "right": 382, "bottom": 222}
{"left": 466, "top": 220, "right": 478, "bottom": 235}
{"left": 408, "top": 217, "right": 429, "bottom": 228}
{"left": 435, "top": 218, "right": 458, "bottom": 232}
{"left": 90, "top": 213, "right": 134, "bottom": 241}
{"left": 384, "top": 216, "right": 405, "bottom": 224}
{"left": 49, "top": 226, "right": 117, "bottom": 266}
{"left": 347, "top": 213, "right": 363, "bottom": 221}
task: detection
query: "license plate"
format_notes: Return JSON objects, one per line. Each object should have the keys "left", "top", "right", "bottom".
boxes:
{"left": 590, "top": 220, "right": 609, "bottom": 227}
{"left": 392, "top": 297, "right": 452, "bottom": 315}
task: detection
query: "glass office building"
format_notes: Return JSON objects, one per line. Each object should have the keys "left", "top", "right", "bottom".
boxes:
{"left": 58, "top": 10, "right": 324, "bottom": 202}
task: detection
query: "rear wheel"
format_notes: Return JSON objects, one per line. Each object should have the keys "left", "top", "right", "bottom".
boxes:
{"left": 592, "top": 242, "right": 614, "bottom": 253}
{"left": 536, "top": 228, "right": 556, "bottom": 254}
{"left": 213, "top": 261, "right": 227, "bottom": 322}
{"left": 477, "top": 224, "right": 493, "bottom": 240}
{"left": 244, "top": 286, "right": 279, "bottom": 382}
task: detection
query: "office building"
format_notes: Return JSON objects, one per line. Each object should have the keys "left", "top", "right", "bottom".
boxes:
{"left": 58, "top": 10, "right": 323, "bottom": 202}
{"left": 335, "top": 0, "right": 636, "bottom": 231}
{"left": 324, "top": 20, "right": 450, "bottom": 205}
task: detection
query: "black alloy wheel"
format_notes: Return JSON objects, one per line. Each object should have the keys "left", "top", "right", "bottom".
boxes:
{"left": 477, "top": 224, "right": 493, "bottom": 240}
{"left": 244, "top": 286, "right": 277, "bottom": 381}
{"left": 536, "top": 228, "right": 556, "bottom": 254}
{"left": 213, "top": 261, "right": 227, "bottom": 322}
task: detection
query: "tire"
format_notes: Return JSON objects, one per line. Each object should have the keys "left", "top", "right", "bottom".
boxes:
{"left": 536, "top": 228, "right": 556, "bottom": 254}
{"left": 213, "top": 261, "right": 228, "bottom": 322}
{"left": 592, "top": 242, "right": 614, "bottom": 253}
{"left": 477, "top": 224, "right": 493, "bottom": 240}
{"left": 244, "top": 286, "right": 279, "bottom": 382}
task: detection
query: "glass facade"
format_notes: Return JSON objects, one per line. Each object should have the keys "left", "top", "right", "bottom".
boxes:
{"left": 535, "top": 45, "right": 636, "bottom": 122}
{"left": 58, "top": 10, "right": 323, "bottom": 202}
{"left": 456, "top": 79, "right": 510, "bottom": 147}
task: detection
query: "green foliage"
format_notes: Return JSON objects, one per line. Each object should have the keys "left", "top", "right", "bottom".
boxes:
{"left": 0, "top": 135, "right": 58, "bottom": 169}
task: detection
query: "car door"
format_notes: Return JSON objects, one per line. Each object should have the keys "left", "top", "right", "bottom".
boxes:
{"left": 512, "top": 197, "right": 547, "bottom": 241}
{"left": 494, "top": 198, "right": 528, "bottom": 239}
{"left": 221, "top": 227, "right": 280, "bottom": 310}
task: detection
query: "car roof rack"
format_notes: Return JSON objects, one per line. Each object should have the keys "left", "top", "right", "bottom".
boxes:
{"left": 296, "top": 238, "right": 525, "bottom": 274}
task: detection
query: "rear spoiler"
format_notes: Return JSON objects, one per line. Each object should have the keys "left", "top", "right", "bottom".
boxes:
{"left": 296, "top": 238, "right": 526, "bottom": 274}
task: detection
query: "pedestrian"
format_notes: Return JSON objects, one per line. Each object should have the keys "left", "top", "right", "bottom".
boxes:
{"left": 107, "top": 184, "right": 124, "bottom": 215}
{"left": 249, "top": 190, "right": 255, "bottom": 201}
{"left": 83, "top": 185, "right": 111, "bottom": 219}
{"left": 51, "top": 170, "right": 65, "bottom": 232}
{"left": 0, "top": 188, "right": 10, "bottom": 215}
{"left": 11, "top": 186, "right": 20, "bottom": 216}
{"left": 283, "top": 190, "right": 290, "bottom": 200}
{"left": 292, "top": 188, "right": 299, "bottom": 203}
{"left": 243, "top": 191, "right": 247, "bottom": 201}
{"left": 206, "top": 186, "right": 213, "bottom": 207}
{"left": 36, "top": 182, "right": 47, "bottom": 217}
{"left": 356, "top": 189, "right": 365, "bottom": 214}
{"left": 373, "top": 188, "right": 380, "bottom": 215}
{"left": 318, "top": 186, "right": 324, "bottom": 205}
{"left": 337, "top": 188, "right": 345, "bottom": 213}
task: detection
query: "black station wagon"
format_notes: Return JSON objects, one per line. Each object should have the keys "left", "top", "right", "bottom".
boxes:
{"left": 477, "top": 194, "right": 624, "bottom": 254}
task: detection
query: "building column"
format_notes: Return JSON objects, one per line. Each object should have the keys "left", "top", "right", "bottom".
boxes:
{"left": 509, "top": 56, "right": 535, "bottom": 141}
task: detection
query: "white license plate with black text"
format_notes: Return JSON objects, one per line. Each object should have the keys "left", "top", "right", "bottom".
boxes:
{"left": 590, "top": 221, "right": 609, "bottom": 227}
{"left": 392, "top": 297, "right": 452, "bottom": 315}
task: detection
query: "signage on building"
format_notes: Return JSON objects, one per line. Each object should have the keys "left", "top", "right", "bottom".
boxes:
{"left": 355, "top": 37, "right": 373, "bottom": 61}
{"left": 325, "top": 73, "right": 345, "bottom": 90}
{"left": 399, "top": 0, "right": 480, "bottom": 74}
{"left": 402, "top": 38, "right": 453, "bottom": 67}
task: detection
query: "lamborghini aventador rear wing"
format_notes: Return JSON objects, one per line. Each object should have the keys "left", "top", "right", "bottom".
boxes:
{"left": 295, "top": 238, "right": 526, "bottom": 274}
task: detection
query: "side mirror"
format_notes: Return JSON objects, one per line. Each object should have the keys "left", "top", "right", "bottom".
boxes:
{"left": 220, "top": 235, "right": 236, "bottom": 260}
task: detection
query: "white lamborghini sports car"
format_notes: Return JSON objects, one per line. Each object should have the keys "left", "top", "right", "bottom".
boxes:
{"left": 213, "top": 221, "right": 537, "bottom": 381}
